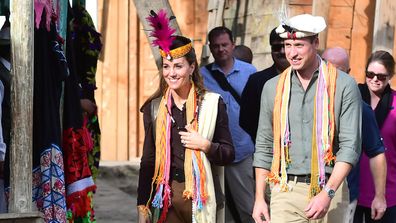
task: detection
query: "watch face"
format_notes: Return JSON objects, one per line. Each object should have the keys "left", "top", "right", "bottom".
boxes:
{"left": 328, "top": 189, "right": 335, "bottom": 198}
{"left": 325, "top": 187, "right": 335, "bottom": 199}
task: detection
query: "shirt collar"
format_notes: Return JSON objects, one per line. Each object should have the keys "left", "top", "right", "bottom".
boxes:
{"left": 291, "top": 54, "right": 322, "bottom": 78}
{"left": 170, "top": 95, "right": 185, "bottom": 111}
{"left": 211, "top": 57, "right": 241, "bottom": 75}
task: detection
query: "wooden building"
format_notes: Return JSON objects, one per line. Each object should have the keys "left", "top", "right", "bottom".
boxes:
{"left": 96, "top": 0, "right": 396, "bottom": 161}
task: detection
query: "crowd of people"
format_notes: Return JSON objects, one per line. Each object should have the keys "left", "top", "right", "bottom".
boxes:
{"left": 137, "top": 10, "right": 395, "bottom": 223}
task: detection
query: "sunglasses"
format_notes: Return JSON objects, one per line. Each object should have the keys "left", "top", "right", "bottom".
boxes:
{"left": 271, "top": 44, "right": 284, "bottom": 52}
{"left": 365, "top": 71, "right": 389, "bottom": 81}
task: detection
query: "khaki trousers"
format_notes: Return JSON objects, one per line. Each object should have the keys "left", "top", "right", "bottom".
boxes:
{"left": 270, "top": 179, "right": 349, "bottom": 223}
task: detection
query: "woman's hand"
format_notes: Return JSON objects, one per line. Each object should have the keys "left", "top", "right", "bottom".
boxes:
{"left": 179, "top": 125, "right": 211, "bottom": 153}
{"left": 137, "top": 206, "right": 150, "bottom": 223}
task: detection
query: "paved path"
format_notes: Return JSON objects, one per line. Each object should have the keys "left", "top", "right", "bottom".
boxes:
{"left": 94, "top": 162, "right": 139, "bottom": 223}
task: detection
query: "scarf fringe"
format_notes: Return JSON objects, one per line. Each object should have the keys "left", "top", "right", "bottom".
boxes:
{"left": 183, "top": 190, "right": 193, "bottom": 199}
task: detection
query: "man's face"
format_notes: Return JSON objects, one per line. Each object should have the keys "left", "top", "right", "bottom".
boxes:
{"left": 271, "top": 40, "right": 289, "bottom": 71}
{"left": 284, "top": 37, "right": 318, "bottom": 72}
{"left": 209, "top": 33, "right": 235, "bottom": 63}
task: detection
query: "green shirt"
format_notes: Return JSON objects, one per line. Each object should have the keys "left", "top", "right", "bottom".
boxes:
{"left": 253, "top": 66, "right": 362, "bottom": 175}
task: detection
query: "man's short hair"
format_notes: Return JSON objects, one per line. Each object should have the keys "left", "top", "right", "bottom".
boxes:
{"left": 208, "top": 26, "right": 234, "bottom": 44}
{"left": 269, "top": 27, "right": 282, "bottom": 45}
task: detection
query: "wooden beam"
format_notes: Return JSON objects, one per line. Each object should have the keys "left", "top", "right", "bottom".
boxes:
{"left": 0, "top": 213, "right": 42, "bottom": 222}
{"left": 372, "top": 0, "right": 395, "bottom": 53}
{"left": 116, "top": 0, "right": 129, "bottom": 160}
{"left": 312, "top": 0, "right": 331, "bottom": 51}
{"left": 9, "top": 0, "right": 34, "bottom": 213}
{"left": 132, "top": 0, "right": 181, "bottom": 70}
{"left": 202, "top": 0, "right": 225, "bottom": 64}
{"left": 349, "top": 0, "right": 376, "bottom": 83}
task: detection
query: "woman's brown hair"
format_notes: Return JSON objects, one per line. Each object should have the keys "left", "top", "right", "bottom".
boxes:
{"left": 365, "top": 50, "right": 395, "bottom": 78}
{"left": 141, "top": 36, "right": 206, "bottom": 111}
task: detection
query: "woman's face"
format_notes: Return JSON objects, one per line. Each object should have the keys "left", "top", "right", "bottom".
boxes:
{"left": 366, "top": 61, "right": 390, "bottom": 95}
{"left": 162, "top": 56, "right": 194, "bottom": 93}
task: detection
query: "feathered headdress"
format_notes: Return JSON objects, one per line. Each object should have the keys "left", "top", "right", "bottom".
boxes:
{"left": 146, "top": 9, "right": 192, "bottom": 60}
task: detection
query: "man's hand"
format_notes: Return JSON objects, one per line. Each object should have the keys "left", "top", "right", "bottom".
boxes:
{"left": 252, "top": 198, "right": 270, "bottom": 223}
{"left": 304, "top": 190, "right": 331, "bottom": 220}
{"left": 371, "top": 194, "right": 386, "bottom": 220}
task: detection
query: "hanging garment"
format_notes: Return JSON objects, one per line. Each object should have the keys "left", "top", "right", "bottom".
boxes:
{"left": 62, "top": 3, "right": 102, "bottom": 222}
{"left": 31, "top": 14, "right": 69, "bottom": 223}
{"left": 70, "top": 2, "right": 102, "bottom": 182}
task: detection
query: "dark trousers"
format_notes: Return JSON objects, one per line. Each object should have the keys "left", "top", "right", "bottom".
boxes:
{"left": 354, "top": 205, "right": 396, "bottom": 223}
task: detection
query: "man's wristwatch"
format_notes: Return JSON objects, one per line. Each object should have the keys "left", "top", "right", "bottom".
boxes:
{"left": 324, "top": 186, "right": 335, "bottom": 199}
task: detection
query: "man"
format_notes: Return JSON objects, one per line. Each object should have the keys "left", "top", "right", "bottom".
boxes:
{"left": 201, "top": 26, "right": 256, "bottom": 223}
{"left": 233, "top": 45, "right": 253, "bottom": 64}
{"left": 239, "top": 27, "right": 289, "bottom": 142}
{"left": 322, "top": 47, "right": 387, "bottom": 222}
{"left": 253, "top": 14, "right": 362, "bottom": 223}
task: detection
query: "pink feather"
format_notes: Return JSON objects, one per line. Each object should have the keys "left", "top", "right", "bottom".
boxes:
{"left": 146, "top": 9, "right": 176, "bottom": 54}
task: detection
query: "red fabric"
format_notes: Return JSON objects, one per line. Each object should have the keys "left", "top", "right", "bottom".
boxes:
{"left": 66, "top": 186, "right": 96, "bottom": 218}
{"left": 63, "top": 117, "right": 95, "bottom": 218}
{"left": 63, "top": 126, "right": 93, "bottom": 184}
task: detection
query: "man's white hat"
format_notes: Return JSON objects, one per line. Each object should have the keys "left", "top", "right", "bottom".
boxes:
{"left": 275, "top": 14, "right": 326, "bottom": 39}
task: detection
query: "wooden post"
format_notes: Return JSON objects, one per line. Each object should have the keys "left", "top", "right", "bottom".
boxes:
{"left": 9, "top": 0, "right": 34, "bottom": 213}
{"left": 312, "top": 0, "right": 330, "bottom": 51}
{"left": 132, "top": 0, "right": 181, "bottom": 70}
{"left": 0, "top": 0, "right": 43, "bottom": 221}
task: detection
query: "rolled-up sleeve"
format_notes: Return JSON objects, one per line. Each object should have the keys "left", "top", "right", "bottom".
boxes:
{"left": 334, "top": 76, "right": 362, "bottom": 167}
{"left": 253, "top": 80, "right": 276, "bottom": 170}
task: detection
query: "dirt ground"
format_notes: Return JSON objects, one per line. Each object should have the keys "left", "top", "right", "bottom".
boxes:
{"left": 94, "top": 161, "right": 140, "bottom": 223}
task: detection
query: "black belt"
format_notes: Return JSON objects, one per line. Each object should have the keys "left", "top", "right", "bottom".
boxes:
{"left": 287, "top": 174, "right": 330, "bottom": 184}
{"left": 171, "top": 168, "right": 185, "bottom": 183}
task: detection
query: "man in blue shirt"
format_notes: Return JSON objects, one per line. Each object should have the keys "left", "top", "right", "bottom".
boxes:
{"left": 200, "top": 26, "right": 256, "bottom": 223}
{"left": 322, "top": 47, "right": 387, "bottom": 222}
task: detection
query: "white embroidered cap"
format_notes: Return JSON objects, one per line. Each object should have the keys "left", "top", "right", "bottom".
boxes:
{"left": 275, "top": 14, "right": 326, "bottom": 39}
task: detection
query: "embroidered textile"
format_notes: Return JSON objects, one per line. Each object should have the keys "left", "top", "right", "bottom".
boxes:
{"left": 32, "top": 144, "right": 67, "bottom": 223}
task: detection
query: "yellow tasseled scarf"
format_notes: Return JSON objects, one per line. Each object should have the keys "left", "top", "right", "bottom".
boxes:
{"left": 147, "top": 84, "right": 219, "bottom": 223}
{"left": 268, "top": 61, "right": 338, "bottom": 197}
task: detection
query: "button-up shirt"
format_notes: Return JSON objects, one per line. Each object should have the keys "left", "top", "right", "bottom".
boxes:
{"left": 254, "top": 66, "right": 362, "bottom": 174}
{"left": 200, "top": 58, "right": 256, "bottom": 162}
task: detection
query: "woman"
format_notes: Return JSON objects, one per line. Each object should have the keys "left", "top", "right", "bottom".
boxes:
{"left": 137, "top": 10, "right": 235, "bottom": 223}
{"left": 354, "top": 50, "right": 396, "bottom": 223}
